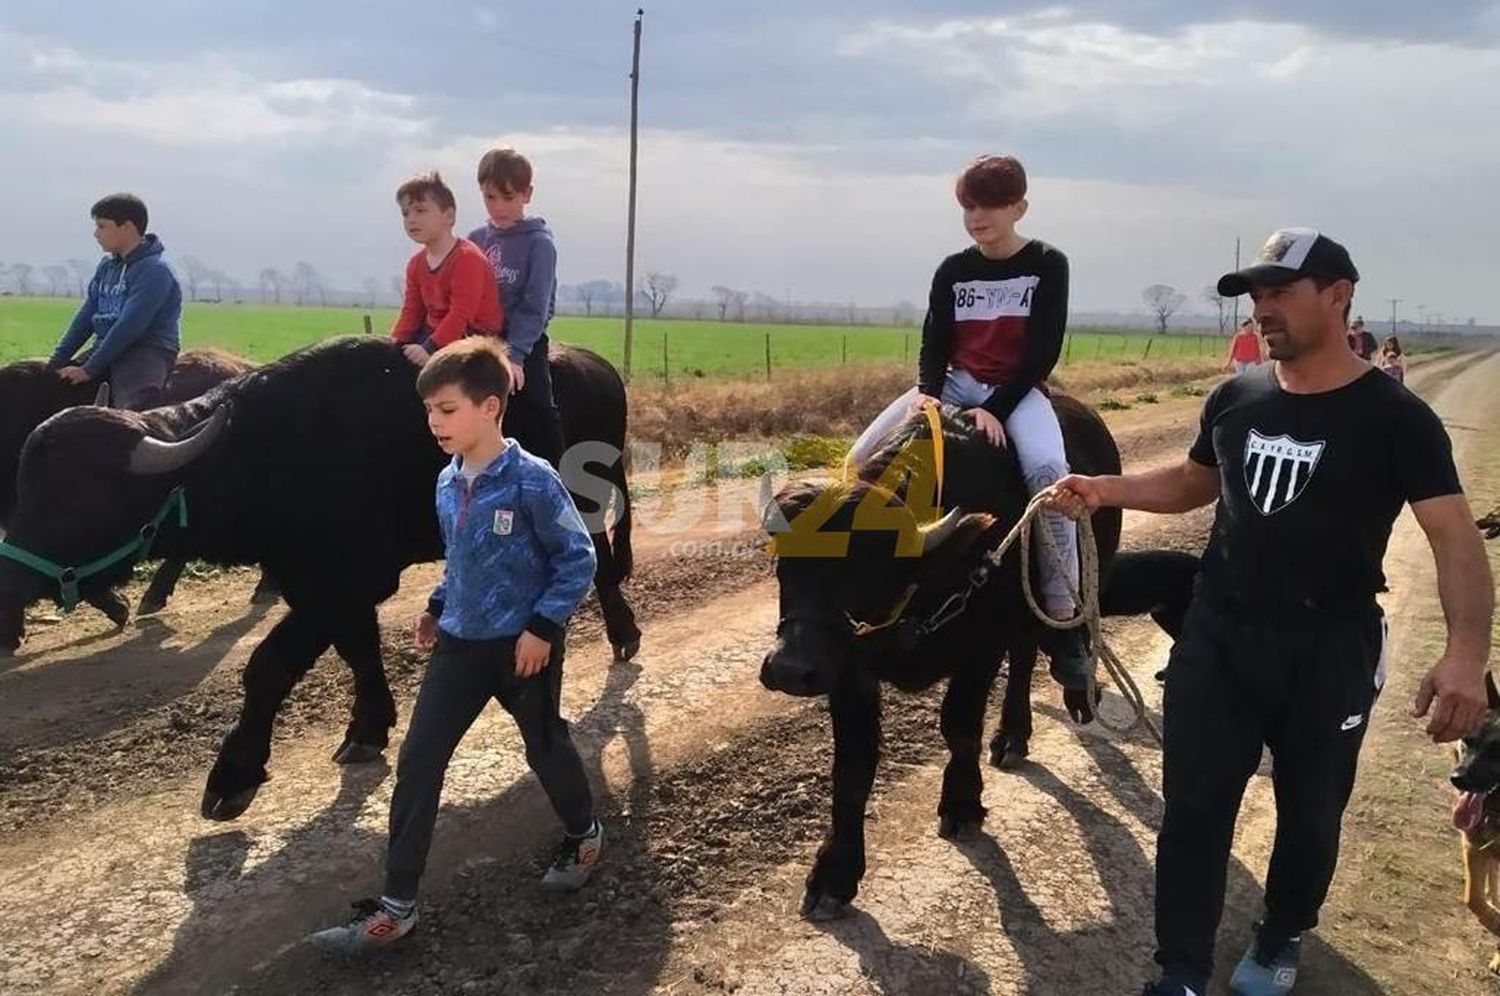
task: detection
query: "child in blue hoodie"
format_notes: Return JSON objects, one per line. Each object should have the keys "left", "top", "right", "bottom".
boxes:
{"left": 49, "top": 193, "right": 182, "bottom": 410}
{"left": 469, "top": 148, "right": 566, "bottom": 467}
{"left": 311, "top": 337, "right": 600, "bottom": 954}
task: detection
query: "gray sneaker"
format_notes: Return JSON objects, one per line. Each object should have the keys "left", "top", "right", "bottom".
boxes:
{"left": 1230, "top": 922, "right": 1302, "bottom": 995}
{"left": 542, "top": 820, "right": 603, "bottom": 890}
{"left": 309, "top": 898, "right": 417, "bottom": 953}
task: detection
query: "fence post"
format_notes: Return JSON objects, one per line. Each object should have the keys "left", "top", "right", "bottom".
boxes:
{"left": 842, "top": 335, "right": 848, "bottom": 365}
{"left": 904, "top": 333, "right": 910, "bottom": 364}
{"left": 662, "top": 332, "right": 670, "bottom": 390}
{"left": 1096, "top": 336, "right": 1104, "bottom": 359}
{"left": 362, "top": 314, "right": 373, "bottom": 335}
{"left": 765, "top": 331, "right": 772, "bottom": 382}
{"left": 1064, "top": 333, "right": 1073, "bottom": 365}
{"left": 1143, "top": 337, "right": 1154, "bottom": 360}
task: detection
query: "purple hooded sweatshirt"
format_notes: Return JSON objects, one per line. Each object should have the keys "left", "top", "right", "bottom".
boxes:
{"left": 468, "top": 217, "right": 557, "bottom": 364}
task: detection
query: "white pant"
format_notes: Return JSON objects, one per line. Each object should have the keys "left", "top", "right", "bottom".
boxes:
{"left": 849, "top": 368, "right": 1080, "bottom": 614}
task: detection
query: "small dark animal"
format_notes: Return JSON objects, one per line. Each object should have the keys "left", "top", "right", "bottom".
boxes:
{"left": 1451, "top": 673, "right": 1500, "bottom": 973}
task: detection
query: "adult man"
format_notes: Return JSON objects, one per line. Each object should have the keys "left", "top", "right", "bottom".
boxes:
{"left": 49, "top": 193, "right": 182, "bottom": 410}
{"left": 1050, "top": 228, "right": 1494, "bottom": 996}
{"left": 1347, "top": 315, "right": 1376, "bottom": 360}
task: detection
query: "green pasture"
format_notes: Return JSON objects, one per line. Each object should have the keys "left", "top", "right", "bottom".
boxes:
{"left": 0, "top": 296, "right": 1221, "bottom": 380}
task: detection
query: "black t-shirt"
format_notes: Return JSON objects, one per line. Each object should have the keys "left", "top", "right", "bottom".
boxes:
{"left": 917, "top": 241, "right": 1069, "bottom": 421}
{"left": 1190, "top": 364, "right": 1461, "bottom": 616}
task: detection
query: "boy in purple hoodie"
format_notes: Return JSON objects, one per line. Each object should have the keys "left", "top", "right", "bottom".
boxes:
{"left": 469, "top": 149, "right": 565, "bottom": 467}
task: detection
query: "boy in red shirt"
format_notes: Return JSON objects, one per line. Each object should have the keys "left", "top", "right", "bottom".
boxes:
{"left": 390, "top": 171, "right": 503, "bottom": 366}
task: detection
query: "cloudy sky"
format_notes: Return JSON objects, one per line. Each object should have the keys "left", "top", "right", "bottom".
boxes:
{"left": 2, "top": 1, "right": 1498, "bottom": 321}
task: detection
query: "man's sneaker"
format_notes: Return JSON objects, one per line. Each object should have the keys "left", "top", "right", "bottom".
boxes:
{"left": 542, "top": 819, "right": 604, "bottom": 890}
{"left": 1230, "top": 922, "right": 1302, "bottom": 995}
{"left": 309, "top": 898, "right": 416, "bottom": 953}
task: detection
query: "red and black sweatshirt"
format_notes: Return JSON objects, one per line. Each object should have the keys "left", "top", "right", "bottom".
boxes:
{"left": 916, "top": 240, "right": 1070, "bottom": 421}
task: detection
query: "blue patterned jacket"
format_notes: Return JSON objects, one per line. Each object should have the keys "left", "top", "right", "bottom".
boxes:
{"left": 426, "top": 442, "right": 596, "bottom": 642}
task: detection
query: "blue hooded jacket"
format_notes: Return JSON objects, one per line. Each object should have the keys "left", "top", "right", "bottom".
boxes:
{"left": 51, "top": 235, "right": 182, "bottom": 377}
{"left": 468, "top": 218, "right": 557, "bottom": 364}
{"left": 426, "top": 441, "right": 596, "bottom": 642}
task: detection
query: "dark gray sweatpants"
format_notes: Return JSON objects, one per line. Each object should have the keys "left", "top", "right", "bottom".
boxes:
{"left": 95, "top": 344, "right": 176, "bottom": 410}
{"left": 383, "top": 631, "right": 593, "bottom": 900}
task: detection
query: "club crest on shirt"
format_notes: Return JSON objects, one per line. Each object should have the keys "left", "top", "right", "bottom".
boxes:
{"left": 1243, "top": 430, "right": 1325, "bottom": 515}
{"left": 493, "top": 509, "right": 514, "bottom": 536}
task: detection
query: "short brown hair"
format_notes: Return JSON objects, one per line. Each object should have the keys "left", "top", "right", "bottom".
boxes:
{"left": 477, "top": 148, "right": 533, "bottom": 194}
{"left": 395, "top": 170, "right": 456, "bottom": 212}
{"left": 955, "top": 155, "right": 1027, "bottom": 209}
{"left": 416, "top": 337, "right": 512, "bottom": 409}
{"left": 91, "top": 193, "right": 148, "bottom": 233}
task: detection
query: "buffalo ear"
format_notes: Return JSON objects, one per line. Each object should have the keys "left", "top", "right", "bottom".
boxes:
{"left": 92, "top": 382, "right": 112, "bottom": 408}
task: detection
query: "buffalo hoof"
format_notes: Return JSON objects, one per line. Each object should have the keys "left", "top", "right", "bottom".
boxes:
{"left": 332, "top": 740, "right": 385, "bottom": 765}
{"left": 989, "top": 735, "right": 1029, "bottom": 770}
{"left": 1063, "top": 685, "right": 1103, "bottom": 725}
{"left": 613, "top": 638, "right": 641, "bottom": 663}
{"left": 137, "top": 592, "right": 168, "bottom": 617}
{"left": 937, "top": 813, "right": 983, "bottom": 841}
{"left": 201, "top": 784, "right": 260, "bottom": 822}
{"left": 800, "top": 890, "right": 851, "bottom": 922}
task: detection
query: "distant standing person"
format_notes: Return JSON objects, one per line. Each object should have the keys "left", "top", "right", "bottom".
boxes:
{"left": 468, "top": 148, "right": 566, "bottom": 468}
{"left": 1347, "top": 316, "right": 1376, "bottom": 360}
{"left": 1377, "top": 335, "right": 1407, "bottom": 384}
{"left": 1225, "top": 318, "right": 1264, "bottom": 374}
{"left": 48, "top": 193, "right": 182, "bottom": 410}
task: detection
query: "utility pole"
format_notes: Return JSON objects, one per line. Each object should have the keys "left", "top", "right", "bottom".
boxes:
{"left": 1388, "top": 298, "right": 1400, "bottom": 335}
{"left": 623, "top": 8, "right": 644, "bottom": 383}
{"left": 1232, "top": 237, "right": 1241, "bottom": 329}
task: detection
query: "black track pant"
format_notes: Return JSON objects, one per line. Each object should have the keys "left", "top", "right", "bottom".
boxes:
{"left": 502, "top": 335, "right": 564, "bottom": 468}
{"left": 384, "top": 631, "right": 592, "bottom": 900}
{"left": 1154, "top": 595, "right": 1386, "bottom": 989}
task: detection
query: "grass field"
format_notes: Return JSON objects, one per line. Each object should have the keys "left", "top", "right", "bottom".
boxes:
{"left": 0, "top": 296, "right": 1223, "bottom": 380}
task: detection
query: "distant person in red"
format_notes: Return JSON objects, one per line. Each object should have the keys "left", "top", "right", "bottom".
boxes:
{"left": 390, "top": 171, "right": 503, "bottom": 367}
{"left": 1346, "top": 316, "right": 1376, "bottom": 360}
{"left": 1225, "top": 317, "right": 1264, "bottom": 374}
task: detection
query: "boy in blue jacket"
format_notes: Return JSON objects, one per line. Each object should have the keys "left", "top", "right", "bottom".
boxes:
{"left": 49, "top": 193, "right": 182, "bottom": 410}
{"left": 469, "top": 148, "right": 566, "bottom": 466}
{"left": 312, "top": 337, "right": 600, "bottom": 953}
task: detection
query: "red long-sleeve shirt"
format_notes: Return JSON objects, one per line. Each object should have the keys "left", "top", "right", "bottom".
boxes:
{"left": 391, "top": 238, "right": 503, "bottom": 349}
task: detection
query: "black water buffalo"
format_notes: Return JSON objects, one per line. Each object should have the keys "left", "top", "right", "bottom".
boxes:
{"left": 0, "top": 336, "right": 637, "bottom": 820}
{"left": 0, "top": 350, "right": 269, "bottom": 624}
{"left": 760, "top": 400, "right": 1193, "bottom": 919}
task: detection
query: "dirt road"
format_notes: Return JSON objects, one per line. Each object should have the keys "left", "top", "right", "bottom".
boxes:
{"left": 0, "top": 351, "right": 1491, "bottom": 995}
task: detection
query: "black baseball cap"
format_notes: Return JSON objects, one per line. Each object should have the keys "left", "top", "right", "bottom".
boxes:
{"left": 1217, "top": 228, "right": 1359, "bottom": 297}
